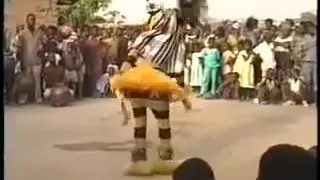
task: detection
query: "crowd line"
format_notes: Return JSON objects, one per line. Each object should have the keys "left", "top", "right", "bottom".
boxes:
{"left": 3, "top": 15, "right": 317, "bottom": 107}
{"left": 183, "top": 17, "right": 317, "bottom": 107}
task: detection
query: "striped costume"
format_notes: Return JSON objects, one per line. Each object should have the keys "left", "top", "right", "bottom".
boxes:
{"left": 116, "top": 2, "right": 188, "bottom": 176}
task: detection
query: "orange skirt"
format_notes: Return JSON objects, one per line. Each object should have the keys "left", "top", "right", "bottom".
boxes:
{"left": 110, "top": 64, "right": 189, "bottom": 102}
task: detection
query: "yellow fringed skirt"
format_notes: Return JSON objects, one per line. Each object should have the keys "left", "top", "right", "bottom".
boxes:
{"left": 110, "top": 64, "right": 189, "bottom": 102}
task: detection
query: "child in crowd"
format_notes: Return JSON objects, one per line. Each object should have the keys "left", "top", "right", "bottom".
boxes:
{"left": 217, "top": 42, "right": 239, "bottom": 99}
{"left": 95, "top": 63, "right": 119, "bottom": 98}
{"left": 253, "top": 31, "right": 276, "bottom": 82}
{"left": 197, "top": 37, "right": 221, "bottom": 99}
{"left": 234, "top": 39, "right": 256, "bottom": 101}
{"left": 189, "top": 41, "right": 204, "bottom": 89}
{"left": 221, "top": 42, "right": 236, "bottom": 78}
{"left": 255, "top": 68, "right": 281, "bottom": 105}
{"left": 282, "top": 67, "right": 309, "bottom": 107}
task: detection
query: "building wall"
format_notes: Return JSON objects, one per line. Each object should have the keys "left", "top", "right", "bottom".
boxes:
{"left": 5, "top": 0, "right": 57, "bottom": 31}
{"left": 179, "top": 0, "right": 208, "bottom": 24}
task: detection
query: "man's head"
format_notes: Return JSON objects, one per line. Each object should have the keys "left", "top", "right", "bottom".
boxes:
{"left": 26, "top": 13, "right": 36, "bottom": 29}
{"left": 172, "top": 157, "right": 215, "bottom": 180}
{"left": 257, "top": 144, "right": 316, "bottom": 180}
{"left": 263, "top": 31, "right": 273, "bottom": 43}
{"left": 265, "top": 18, "right": 273, "bottom": 29}
{"left": 215, "top": 26, "right": 225, "bottom": 38}
{"left": 81, "top": 25, "right": 90, "bottom": 37}
{"left": 239, "top": 39, "right": 252, "bottom": 51}
{"left": 91, "top": 25, "right": 99, "bottom": 37}
{"left": 47, "top": 25, "right": 58, "bottom": 37}
{"left": 290, "top": 66, "right": 301, "bottom": 79}
{"left": 280, "top": 22, "right": 292, "bottom": 37}
{"left": 57, "top": 16, "right": 65, "bottom": 26}
{"left": 294, "top": 25, "right": 305, "bottom": 36}
{"left": 265, "top": 68, "right": 276, "bottom": 80}
{"left": 246, "top": 17, "right": 258, "bottom": 30}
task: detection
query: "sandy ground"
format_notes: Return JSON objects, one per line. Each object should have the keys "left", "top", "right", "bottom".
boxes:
{"left": 4, "top": 98, "right": 317, "bottom": 180}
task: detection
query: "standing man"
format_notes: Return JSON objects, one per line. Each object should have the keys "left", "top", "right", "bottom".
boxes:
{"left": 104, "top": 28, "right": 119, "bottom": 68}
{"left": 17, "top": 13, "right": 43, "bottom": 103}
{"left": 117, "top": 27, "right": 128, "bottom": 69}
{"left": 302, "top": 22, "right": 317, "bottom": 103}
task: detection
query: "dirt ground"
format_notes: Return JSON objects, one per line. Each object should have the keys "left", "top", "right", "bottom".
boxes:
{"left": 4, "top": 98, "right": 317, "bottom": 180}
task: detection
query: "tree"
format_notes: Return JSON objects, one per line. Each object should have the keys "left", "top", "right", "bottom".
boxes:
{"left": 55, "top": 0, "right": 111, "bottom": 27}
{"left": 102, "top": 10, "right": 126, "bottom": 24}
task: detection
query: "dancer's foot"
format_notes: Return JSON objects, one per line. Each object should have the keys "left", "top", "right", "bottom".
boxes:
{"left": 124, "top": 148, "right": 153, "bottom": 176}
{"left": 153, "top": 160, "right": 182, "bottom": 175}
{"left": 196, "top": 94, "right": 204, "bottom": 98}
{"left": 152, "top": 147, "right": 180, "bottom": 174}
{"left": 123, "top": 161, "right": 154, "bottom": 176}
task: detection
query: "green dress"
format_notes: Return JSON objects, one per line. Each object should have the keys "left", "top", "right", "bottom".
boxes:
{"left": 199, "top": 48, "right": 221, "bottom": 97}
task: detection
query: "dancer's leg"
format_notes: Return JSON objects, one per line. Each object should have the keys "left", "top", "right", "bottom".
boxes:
{"left": 124, "top": 98, "right": 152, "bottom": 176}
{"left": 132, "top": 104, "right": 147, "bottom": 162}
{"left": 149, "top": 99, "right": 181, "bottom": 174}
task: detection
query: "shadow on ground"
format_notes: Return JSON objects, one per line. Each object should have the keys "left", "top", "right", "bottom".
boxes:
{"left": 54, "top": 140, "right": 152, "bottom": 152}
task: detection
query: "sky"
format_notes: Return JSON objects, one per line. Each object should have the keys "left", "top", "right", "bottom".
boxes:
{"left": 108, "top": 0, "right": 317, "bottom": 23}
{"left": 207, "top": 0, "right": 317, "bottom": 20}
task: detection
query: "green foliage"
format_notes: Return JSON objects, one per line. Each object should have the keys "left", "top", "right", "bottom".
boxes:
{"left": 55, "top": 0, "right": 110, "bottom": 27}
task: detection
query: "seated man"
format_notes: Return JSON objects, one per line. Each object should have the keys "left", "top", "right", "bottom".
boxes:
{"left": 42, "top": 53, "right": 74, "bottom": 107}
{"left": 255, "top": 68, "right": 281, "bottom": 104}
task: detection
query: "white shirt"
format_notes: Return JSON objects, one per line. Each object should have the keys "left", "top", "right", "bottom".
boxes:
{"left": 274, "top": 36, "right": 293, "bottom": 52}
{"left": 289, "top": 78, "right": 302, "bottom": 93}
{"left": 253, "top": 41, "right": 276, "bottom": 71}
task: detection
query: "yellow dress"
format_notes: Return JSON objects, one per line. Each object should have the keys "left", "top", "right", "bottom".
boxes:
{"left": 233, "top": 50, "right": 255, "bottom": 88}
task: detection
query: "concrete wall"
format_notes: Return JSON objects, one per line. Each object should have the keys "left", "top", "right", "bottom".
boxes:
{"left": 5, "top": 0, "right": 57, "bottom": 32}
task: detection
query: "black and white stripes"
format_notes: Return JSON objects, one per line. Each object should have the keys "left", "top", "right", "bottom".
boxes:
{"left": 129, "top": 9, "right": 185, "bottom": 74}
